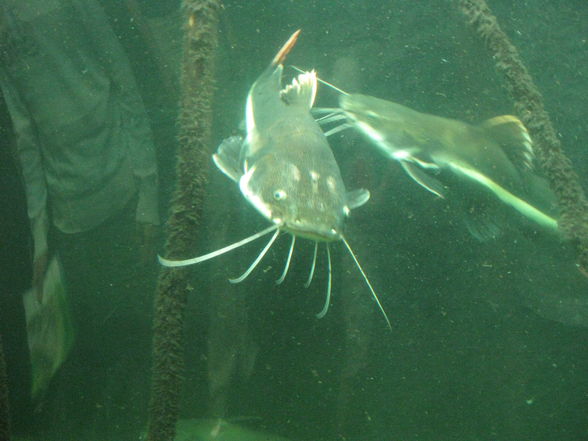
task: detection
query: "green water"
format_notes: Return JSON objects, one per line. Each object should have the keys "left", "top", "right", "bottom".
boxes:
{"left": 1, "top": 1, "right": 587, "bottom": 440}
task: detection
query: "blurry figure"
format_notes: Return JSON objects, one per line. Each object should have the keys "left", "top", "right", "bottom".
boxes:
{"left": 0, "top": 0, "right": 159, "bottom": 439}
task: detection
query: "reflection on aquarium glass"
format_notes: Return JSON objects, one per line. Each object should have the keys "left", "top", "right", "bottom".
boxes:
{"left": 0, "top": 1, "right": 586, "bottom": 441}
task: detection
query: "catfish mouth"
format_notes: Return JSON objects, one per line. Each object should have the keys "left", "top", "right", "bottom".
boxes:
{"left": 280, "top": 221, "right": 340, "bottom": 242}
{"left": 267, "top": 206, "right": 343, "bottom": 242}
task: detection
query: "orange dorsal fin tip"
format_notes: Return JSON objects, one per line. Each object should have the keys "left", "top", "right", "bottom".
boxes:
{"left": 272, "top": 29, "right": 301, "bottom": 66}
{"left": 481, "top": 114, "right": 535, "bottom": 171}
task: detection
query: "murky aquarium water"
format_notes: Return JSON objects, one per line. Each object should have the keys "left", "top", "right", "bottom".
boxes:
{"left": 1, "top": 0, "right": 587, "bottom": 440}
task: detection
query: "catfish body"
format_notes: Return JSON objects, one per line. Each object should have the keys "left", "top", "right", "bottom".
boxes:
{"left": 161, "top": 31, "right": 390, "bottom": 329}
{"left": 339, "top": 93, "right": 559, "bottom": 237}
{"left": 214, "top": 31, "right": 363, "bottom": 242}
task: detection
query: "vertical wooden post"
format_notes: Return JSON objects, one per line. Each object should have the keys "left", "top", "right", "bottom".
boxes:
{"left": 147, "top": 1, "right": 221, "bottom": 440}
{"left": 459, "top": 0, "right": 588, "bottom": 273}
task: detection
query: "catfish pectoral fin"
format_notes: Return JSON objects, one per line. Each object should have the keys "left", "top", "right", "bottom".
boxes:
{"left": 213, "top": 136, "right": 244, "bottom": 182}
{"left": 346, "top": 188, "right": 370, "bottom": 210}
{"left": 401, "top": 161, "right": 446, "bottom": 199}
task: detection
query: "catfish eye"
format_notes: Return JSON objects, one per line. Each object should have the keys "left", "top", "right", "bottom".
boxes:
{"left": 273, "top": 189, "right": 287, "bottom": 201}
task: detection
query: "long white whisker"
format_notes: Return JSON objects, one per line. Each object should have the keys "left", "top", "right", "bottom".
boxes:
{"left": 316, "top": 113, "right": 347, "bottom": 125}
{"left": 312, "top": 107, "right": 342, "bottom": 115}
{"left": 305, "top": 242, "right": 318, "bottom": 288}
{"left": 341, "top": 236, "right": 392, "bottom": 330}
{"left": 324, "top": 123, "right": 352, "bottom": 137}
{"left": 276, "top": 235, "right": 296, "bottom": 285}
{"left": 158, "top": 224, "right": 279, "bottom": 267}
{"left": 316, "top": 244, "right": 332, "bottom": 319}
{"left": 229, "top": 229, "right": 280, "bottom": 284}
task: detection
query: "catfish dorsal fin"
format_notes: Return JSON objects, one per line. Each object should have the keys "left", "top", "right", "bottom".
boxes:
{"left": 280, "top": 70, "right": 318, "bottom": 109}
{"left": 291, "top": 65, "right": 350, "bottom": 96}
{"left": 481, "top": 115, "right": 535, "bottom": 171}
{"left": 271, "top": 29, "right": 301, "bottom": 66}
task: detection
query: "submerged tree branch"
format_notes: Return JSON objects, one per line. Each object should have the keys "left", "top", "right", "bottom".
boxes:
{"left": 147, "top": 1, "right": 221, "bottom": 440}
{"left": 458, "top": 0, "right": 588, "bottom": 273}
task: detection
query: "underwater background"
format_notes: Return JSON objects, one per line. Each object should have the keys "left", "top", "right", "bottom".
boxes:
{"left": 1, "top": 0, "right": 587, "bottom": 440}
